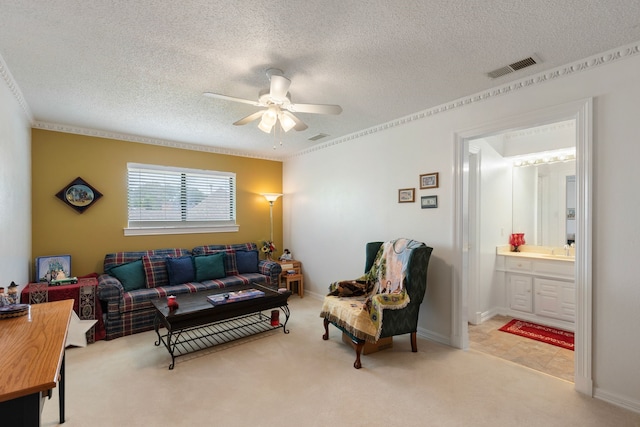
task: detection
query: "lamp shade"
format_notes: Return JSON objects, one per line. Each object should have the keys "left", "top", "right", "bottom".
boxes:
{"left": 262, "top": 193, "right": 282, "bottom": 203}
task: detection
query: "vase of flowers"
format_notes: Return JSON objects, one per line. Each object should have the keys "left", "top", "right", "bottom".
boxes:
{"left": 261, "top": 241, "right": 276, "bottom": 260}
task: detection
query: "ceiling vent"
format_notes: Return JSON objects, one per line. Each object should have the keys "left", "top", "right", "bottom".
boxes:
{"left": 487, "top": 54, "right": 541, "bottom": 79}
{"left": 308, "top": 133, "right": 329, "bottom": 141}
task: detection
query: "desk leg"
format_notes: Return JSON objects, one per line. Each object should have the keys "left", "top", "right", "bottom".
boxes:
{"left": 59, "top": 352, "right": 65, "bottom": 423}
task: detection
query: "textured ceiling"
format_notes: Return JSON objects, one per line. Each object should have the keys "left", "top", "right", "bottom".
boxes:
{"left": 1, "top": 1, "right": 640, "bottom": 159}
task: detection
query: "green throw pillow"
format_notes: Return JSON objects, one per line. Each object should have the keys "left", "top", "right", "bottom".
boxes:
{"left": 108, "top": 259, "right": 146, "bottom": 292}
{"left": 194, "top": 252, "right": 226, "bottom": 282}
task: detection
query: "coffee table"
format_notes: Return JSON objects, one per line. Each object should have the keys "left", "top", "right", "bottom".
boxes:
{"left": 151, "top": 283, "right": 291, "bottom": 369}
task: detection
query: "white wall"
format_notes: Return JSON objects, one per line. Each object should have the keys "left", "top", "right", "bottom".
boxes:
{"left": 0, "top": 63, "right": 32, "bottom": 292}
{"left": 284, "top": 43, "right": 640, "bottom": 410}
{"left": 475, "top": 140, "right": 512, "bottom": 317}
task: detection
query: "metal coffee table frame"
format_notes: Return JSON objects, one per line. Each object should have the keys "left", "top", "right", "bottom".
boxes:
{"left": 152, "top": 283, "right": 291, "bottom": 369}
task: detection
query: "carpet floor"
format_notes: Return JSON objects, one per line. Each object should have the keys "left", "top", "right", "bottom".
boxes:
{"left": 41, "top": 297, "right": 640, "bottom": 427}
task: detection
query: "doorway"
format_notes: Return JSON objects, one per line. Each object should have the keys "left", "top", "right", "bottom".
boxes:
{"left": 453, "top": 99, "right": 593, "bottom": 395}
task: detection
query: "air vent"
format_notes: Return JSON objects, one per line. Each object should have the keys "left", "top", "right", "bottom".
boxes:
{"left": 487, "top": 55, "right": 540, "bottom": 79}
{"left": 308, "top": 133, "right": 329, "bottom": 141}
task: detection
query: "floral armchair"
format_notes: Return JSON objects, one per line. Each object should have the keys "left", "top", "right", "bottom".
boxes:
{"left": 321, "top": 239, "right": 433, "bottom": 368}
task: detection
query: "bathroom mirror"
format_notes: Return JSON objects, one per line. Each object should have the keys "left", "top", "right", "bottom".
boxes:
{"left": 512, "top": 161, "right": 576, "bottom": 247}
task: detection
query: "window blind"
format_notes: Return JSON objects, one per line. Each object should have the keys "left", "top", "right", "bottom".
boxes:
{"left": 127, "top": 163, "right": 236, "bottom": 230}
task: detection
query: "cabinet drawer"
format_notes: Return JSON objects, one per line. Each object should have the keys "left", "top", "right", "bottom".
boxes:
{"left": 505, "top": 257, "right": 533, "bottom": 272}
{"left": 534, "top": 260, "right": 575, "bottom": 278}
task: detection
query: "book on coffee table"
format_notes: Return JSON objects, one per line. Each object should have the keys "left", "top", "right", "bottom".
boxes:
{"left": 207, "top": 288, "right": 265, "bottom": 305}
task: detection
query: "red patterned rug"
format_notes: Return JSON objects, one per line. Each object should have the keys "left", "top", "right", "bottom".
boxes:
{"left": 499, "top": 319, "right": 574, "bottom": 351}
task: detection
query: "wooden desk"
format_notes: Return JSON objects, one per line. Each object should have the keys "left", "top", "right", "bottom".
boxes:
{"left": 0, "top": 300, "right": 73, "bottom": 426}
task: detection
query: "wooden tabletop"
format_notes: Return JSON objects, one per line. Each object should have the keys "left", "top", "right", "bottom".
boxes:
{"left": 0, "top": 299, "right": 73, "bottom": 402}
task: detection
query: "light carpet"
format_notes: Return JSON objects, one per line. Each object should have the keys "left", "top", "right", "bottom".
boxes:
{"left": 42, "top": 297, "right": 640, "bottom": 427}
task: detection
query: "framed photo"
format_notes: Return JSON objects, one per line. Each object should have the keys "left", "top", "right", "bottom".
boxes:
{"left": 398, "top": 188, "right": 415, "bottom": 203}
{"left": 35, "top": 255, "right": 71, "bottom": 282}
{"left": 420, "top": 172, "right": 439, "bottom": 189}
{"left": 55, "top": 177, "right": 103, "bottom": 213}
{"left": 421, "top": 195, "right": 438, "bottom": 209}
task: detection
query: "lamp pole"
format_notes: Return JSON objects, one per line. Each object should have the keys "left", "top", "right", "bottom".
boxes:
{"left": 268, "top": 200, "right": 275, "bottom": 242}
{"left": 262, "top": 193, "right": 283, "bottom": 244}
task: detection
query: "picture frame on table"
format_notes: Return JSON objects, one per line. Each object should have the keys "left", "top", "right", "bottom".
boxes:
{"left": 55, "top": 176, "right": 103, "bottom": 213}
{"left": 398, "top": 188, "right": 415, "bottom": 203}
{"left": 419, "top": 172, "right": 439, "bottom": 189}
{"left": 421, "top": 195, "right": 438, "bottom": 209}
{"left": 35, "top": 255, "right": 71, "bottom": 283}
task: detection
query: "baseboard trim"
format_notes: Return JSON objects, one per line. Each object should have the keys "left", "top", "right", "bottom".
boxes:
{"left": 594, "top": 387, "right": 640, "bottom": 414}
{"left": 417, "top": 326, "right": 451, "bottom": 346}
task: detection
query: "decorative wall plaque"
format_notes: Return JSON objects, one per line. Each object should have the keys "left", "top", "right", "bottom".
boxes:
{"left": 55, "top": 177, "right": 103, "bottom": 213}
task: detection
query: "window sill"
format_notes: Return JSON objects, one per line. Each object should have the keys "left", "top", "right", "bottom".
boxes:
{"left": 124, "top": 225, "right": 239, "bottom": 236}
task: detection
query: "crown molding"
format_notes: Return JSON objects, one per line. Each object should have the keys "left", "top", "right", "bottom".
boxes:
{"left": 290, "top": 40, "right": 640, "bottom": 160}
{"left": 503, "top": 119, "right": 575, "bottom": 140}
{"left": 0, "top": 54, "right": 33, "bottom": 122}
{"left": 31, "top": 121, "right": 281, "bottom": 161}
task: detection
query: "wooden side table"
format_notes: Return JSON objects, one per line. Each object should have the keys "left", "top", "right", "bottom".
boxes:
{"left": 276, "top": 260, "right": 304, "bottom": 297}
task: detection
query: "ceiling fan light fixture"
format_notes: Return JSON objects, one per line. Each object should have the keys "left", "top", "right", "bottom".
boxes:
{"left": 279, "top": 111, "right": 296, "bottom": 132}
{"left": 258, "top": 118, "right": 274, "bottom": 133}
{"left": 258, "top": 106, "right": 278, "bottom": 133}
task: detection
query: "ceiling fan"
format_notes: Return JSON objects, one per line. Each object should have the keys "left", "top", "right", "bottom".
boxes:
{"left": 203, "top": 68, "right": 342, "bottom": 134}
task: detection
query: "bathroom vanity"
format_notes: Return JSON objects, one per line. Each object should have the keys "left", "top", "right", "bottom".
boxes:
{"left": 496, "top": 246, "right": 575, "bottom": 332}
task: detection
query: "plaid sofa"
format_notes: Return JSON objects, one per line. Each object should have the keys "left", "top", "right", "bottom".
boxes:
{"left": 97, "top": 243, "right": 281, "bottom": 340}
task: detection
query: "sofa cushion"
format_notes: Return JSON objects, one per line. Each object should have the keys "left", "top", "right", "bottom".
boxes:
{"left": 193, "top": 252, "right": 226, "bottom": 281}
{"left": 104, "top": 248, "right": 191, "bottom": 272}
{"left": 108, "top": 260, "right": 146, "bottom": 292}
{"left": 193, "top": 247, "right": 238, "bottom": 276}
{"left": 166, "top": 256, "right": 195, "bottom": 286}
{"left": 236, "top": 250, "right": 259, "bottom": 274}
{"left": 142, "top": 255, "right": 170, "bottom": 288}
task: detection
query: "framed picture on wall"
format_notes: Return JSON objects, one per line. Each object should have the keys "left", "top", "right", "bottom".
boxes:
{"left": 420, "top": 172, "right": 439, "bottom": 189}
{"left": 421, "top": 195, "right": 438, "bottom": 209}
{"left": 55, "top": 177, "right": 103, "bottom": 213}
{"left": 398, "top": 188, "right": 415, "bottom": 203}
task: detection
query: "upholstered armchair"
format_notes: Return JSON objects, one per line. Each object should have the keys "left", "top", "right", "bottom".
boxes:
{"left": 321, "top": 239, "right": 433, "bottom": 368}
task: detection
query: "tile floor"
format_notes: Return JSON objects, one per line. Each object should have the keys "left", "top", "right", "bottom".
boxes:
{"left": 468, "top": 315, "right": 574, "bottom": 382}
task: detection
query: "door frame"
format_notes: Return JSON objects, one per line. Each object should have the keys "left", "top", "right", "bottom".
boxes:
{"left": 452, "top": 98, "right": 593, "bottom": 395}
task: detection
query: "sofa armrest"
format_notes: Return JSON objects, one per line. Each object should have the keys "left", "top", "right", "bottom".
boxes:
{"left": 258, "top": 260, "right": 282, "bottom": 286}
{"left": 97, "top": 273, "right": 124, "bottom": 306}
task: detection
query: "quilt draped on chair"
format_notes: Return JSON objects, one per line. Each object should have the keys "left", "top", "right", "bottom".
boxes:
{"left": 320, "top": 238, "right": 422, "bottom": 342}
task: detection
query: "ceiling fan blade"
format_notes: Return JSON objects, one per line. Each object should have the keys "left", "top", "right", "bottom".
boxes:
{"left": 203, "top": 92, "right": 260, "bottom": 107}
{"left": 269, "top": 75, "right": 291, "bottom": 101}
{"left": 233, "top": 110, "right": 265, "bottom": 126}
{"left": 287, "top": 103, "right": 343, "bottom": 115}
{"left": 282, "top": 111, "right": 308, "bottom": 131}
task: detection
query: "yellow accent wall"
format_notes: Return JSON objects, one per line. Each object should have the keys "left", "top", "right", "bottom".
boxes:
{"left": 31, "top": 129, "right": 282, "bottom": 279}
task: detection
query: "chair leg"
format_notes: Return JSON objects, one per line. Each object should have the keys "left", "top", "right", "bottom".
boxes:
{"left": 322, "top": 318, "right": 330, "bottom": 340}
{"left": 411, "top": 332, "right": 418, "bottom": 352}
{"left": 354, "top": 342, "right": 363, "bottom": 369}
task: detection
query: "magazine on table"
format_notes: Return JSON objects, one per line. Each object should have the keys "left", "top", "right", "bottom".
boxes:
{"left": 207, "top": 288, "right": 265, "bottom": 305}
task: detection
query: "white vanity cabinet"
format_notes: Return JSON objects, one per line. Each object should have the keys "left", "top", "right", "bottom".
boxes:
{"left": 498, "top": 253, "right": 575, "bottom": 331}
{"left": 509, "top": 274, "right": 532, "bottom": 312}
{"left": 534, "top": 278, "right": 575, "bottom": 322}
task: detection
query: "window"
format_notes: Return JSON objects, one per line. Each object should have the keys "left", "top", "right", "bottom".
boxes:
{"left": 125, "top": 163, "right": 237, "bottom": 236}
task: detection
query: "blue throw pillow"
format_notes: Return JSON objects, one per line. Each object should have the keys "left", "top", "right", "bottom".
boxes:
{"left": 108, "top": 259, "right": 146, "bottom": 292}
{"left": 236, "top": 250, "right": 259, "bottom": 274}
{"left": 166, "top": 256, "right": 195, "bottom": 285}
{"left": 194, "top": 252, "right": 226, "bottom": 282}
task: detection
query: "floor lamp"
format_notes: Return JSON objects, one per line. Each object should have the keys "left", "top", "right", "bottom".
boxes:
{"left": 262, "top": 193, "right": 282, "bottom": 243}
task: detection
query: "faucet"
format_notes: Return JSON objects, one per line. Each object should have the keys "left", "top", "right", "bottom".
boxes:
{"left": 563, "top": 244, "right": 570, "bottom": 256}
